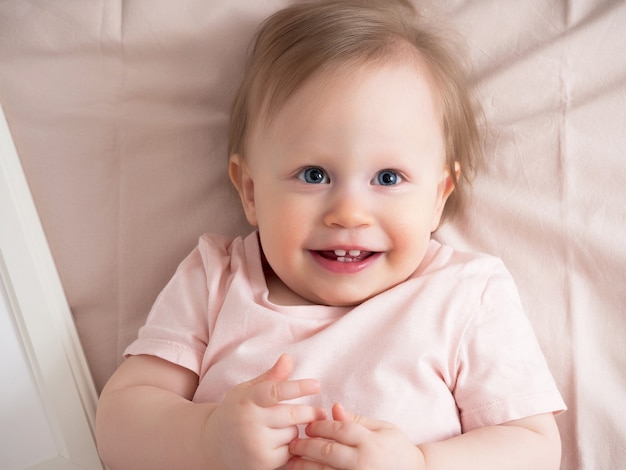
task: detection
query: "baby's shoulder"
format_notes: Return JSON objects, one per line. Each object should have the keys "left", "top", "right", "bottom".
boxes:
{"left": 196, "top": 231, "right": 259, "bottom": 278}
{"left": 419, "top": 239, "right": 507, "bottom": 282}
{"left": 198, "top": 232, "right": 240, "bottom": 254}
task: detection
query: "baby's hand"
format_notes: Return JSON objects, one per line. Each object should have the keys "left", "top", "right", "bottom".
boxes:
{"left": 206, "top": 354, "right": 325, "bottom": 470}
{"left": 287, "top": 403, "right": 424, "bottom": 470}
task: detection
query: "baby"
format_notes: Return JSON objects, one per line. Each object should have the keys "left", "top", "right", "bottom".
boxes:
{"left": 96, "top": 1, "right": 565, "bottom": 469}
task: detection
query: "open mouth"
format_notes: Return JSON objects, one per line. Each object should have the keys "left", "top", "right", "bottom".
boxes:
{"left": 317, "top": 249, "right": 375, "bottom": 263}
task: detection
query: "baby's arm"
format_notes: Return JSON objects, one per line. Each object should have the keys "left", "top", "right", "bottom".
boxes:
{"left": 417, "top": 413, "right": 561, "bottom": 469}
{"left": 288, "top": 404, "right": 561, "bottom": 470}
{"left": 96, "top": 354, "right": 325, "bottom": 469}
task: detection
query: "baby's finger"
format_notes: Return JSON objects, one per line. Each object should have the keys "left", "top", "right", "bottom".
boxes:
{"left": 305, "top": 418, "right": 365, "bottom": 447}
{"left": 267, "top": 403, "right": 327, "bottom": 428}
{"left": 289, "top": 436, "right": 356, "bottom": 469}
{"left": 251, "top": 377, "right": 321, "bottom": 407}
{"left": 268, "top": 425, "right": 300, "bottom": 449}
{"left": 332, "top": 402, "right": 385, "bottom": 431}
{"left": 248, "top": 353, "right": 293, "bottom": 386}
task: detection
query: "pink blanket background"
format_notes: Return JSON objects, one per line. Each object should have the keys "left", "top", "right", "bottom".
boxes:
{"left": 1, "top": 1, "right": 624, "bottom": 468}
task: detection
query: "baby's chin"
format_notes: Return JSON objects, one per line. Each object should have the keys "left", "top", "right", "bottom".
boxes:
{"left": 284, "top": 271, "right": 413, "bottom": 307}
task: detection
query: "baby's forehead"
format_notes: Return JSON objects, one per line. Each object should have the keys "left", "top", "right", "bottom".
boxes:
{"left": 245, "top": 59, "right": 446, "bottom": 165}
{"left": 254, "top": 51, "right": 442, "bottom": 128}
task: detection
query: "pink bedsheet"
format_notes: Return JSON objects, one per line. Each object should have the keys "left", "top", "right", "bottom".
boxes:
{"left": 1, "top": 1, "right": 624, "bottom": 468}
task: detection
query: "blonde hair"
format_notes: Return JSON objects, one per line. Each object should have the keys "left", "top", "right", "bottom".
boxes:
{"left": 228, "top": 0, "right": 483, "bottom": 220}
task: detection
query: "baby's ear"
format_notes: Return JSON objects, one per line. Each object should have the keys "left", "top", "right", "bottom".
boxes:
{"left": 431, "top": 161, "right": 460, "bottom": 231}
{"left": 229, "top": 154, "right": 258, "bottom": 226}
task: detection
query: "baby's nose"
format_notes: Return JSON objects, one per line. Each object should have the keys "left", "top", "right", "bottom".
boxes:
{"left": 323, "top": 189, "right": 374, "bottom": 228}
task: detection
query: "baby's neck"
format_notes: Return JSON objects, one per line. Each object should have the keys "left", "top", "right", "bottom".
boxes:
{"left": 264, "top": 270, "right": 315, "bottom": 306}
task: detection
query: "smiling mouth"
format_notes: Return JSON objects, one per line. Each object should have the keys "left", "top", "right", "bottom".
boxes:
{"left": 317, "top": 249, "right": 375, "bottom": 263}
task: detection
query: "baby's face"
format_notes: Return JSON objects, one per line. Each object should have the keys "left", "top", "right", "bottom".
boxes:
{"left": 231, "top": 59, "right": 453, "bottom": 306}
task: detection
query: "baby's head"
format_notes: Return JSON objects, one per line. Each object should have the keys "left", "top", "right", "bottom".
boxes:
{"left": 229, "top": 0, "right": 482, "bottom": 220}
{"left": 227, "top": 0, "right": 483, "bottom": 306}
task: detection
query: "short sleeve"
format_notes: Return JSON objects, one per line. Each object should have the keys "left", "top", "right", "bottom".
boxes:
{"left": 453, "top": 261, "right": 566, "bottom": 431}
{"left": 124, "top": 245, "right": 210, "bottom": 375}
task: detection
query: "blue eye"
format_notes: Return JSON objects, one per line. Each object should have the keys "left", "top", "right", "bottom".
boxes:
{"left": 375, "top": 170, "right": 401, "bottom": 186}
{"left": 298, "top": 167, "right": 330, "bottom": 184}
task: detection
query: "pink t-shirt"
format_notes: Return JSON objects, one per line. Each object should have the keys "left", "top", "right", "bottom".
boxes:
{"left": 125, "top": 232, "right": 565, "bottom": 444}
